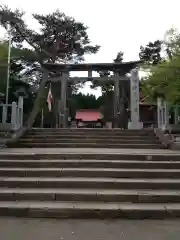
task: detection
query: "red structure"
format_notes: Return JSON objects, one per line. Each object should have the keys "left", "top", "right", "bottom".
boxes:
{"left": 75, "top": 105, "right": 156, "bottom": 128}
{"left": 75, "top": 109, "right": 103, "bottom": 128}
{"left": 76, "top": 109, "right": 102, "bottom": 122}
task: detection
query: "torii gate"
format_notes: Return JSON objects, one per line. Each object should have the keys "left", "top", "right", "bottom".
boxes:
{"left": 42, "top": 61, "right": 143, "bottom": 129}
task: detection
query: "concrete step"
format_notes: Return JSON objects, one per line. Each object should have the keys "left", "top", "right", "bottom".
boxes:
{"left": 30, "top": 128, "right": 154, "bottom": 132}
{"left": 19, "top": 138, "right": 160, "bottom": 144}
{"left": 23, "top": 134, "right": 156, "bottom": 139}
{"left": 1, "top": 159, "right": 180, "bottom": 169}
{"left": 0, "top": 177, "right": 180, "bottom": 189}
{"left": 27, "top": 131, "right": 155, "bottom": 137}
{"left": 0, "top": 188, "right": 180, "bottom": 203}
{"left": 0, "top": 201, "right": 180, "bottom": 219}
{"left": 0, "top": 153, "right": 179, "bottom": 161}
{"left": 11, "top": 142, "right": 163, "bottom": 149}
{"left": 0, "top": 167, "right": 180, "bottom": 178}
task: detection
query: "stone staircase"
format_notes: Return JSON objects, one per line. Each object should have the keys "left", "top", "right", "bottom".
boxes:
{"left": 2, "top": 128, "right": 180, "bottom": 219}
{"left": 0, "top": 151, "right": 180, "bottom": 218}
{"left": 8, "top": 128, "right": 164, "bottom": 149}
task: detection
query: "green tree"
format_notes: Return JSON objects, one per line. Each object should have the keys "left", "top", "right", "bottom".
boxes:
{"left": 72, "top": 93, "right": 99, "bottom": 109}
{"left": 0, "top": 41, "right": 37, "bottom": 122}
{"left": 140, "top": 29, "right": 180, "bottom": 104}
{"left": 92, "top": 50, "right": 124, "bottom": 93}
{"left": 139, "top": 40, "right": 163, "bottom": 65}
{"left": 164, "top": 28, "right": 180, "bottom": 59}
{"left": 114, "top": 51, "right": 124, "bottom": 63}
{"left": 141, "top": 57, "right": 180, "bottom": 104}
{"left": 0, "top": 5, "right": 100, "bottom": 129}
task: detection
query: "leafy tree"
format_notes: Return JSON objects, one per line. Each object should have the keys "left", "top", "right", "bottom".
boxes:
{"left": 139, "top": 30, "right": 180, "bottom": 104}
{"left": 92, "top": 50, "right": 124, "bottom": 93}
{"left": 114, "top": 51, "right": 124, "bottom": 63}
{"left": 141, "top": 57, "right": 180, "bottom": 104}
{"left": 72, "top": 93, "right": 100, "bottom": 109}
{"left": 140, "top": 28, "right": 180, "bottom": 104}
{"left": 0, "top": 5, "right": 100, "bottom": 129}
{"left": 139, "top": 40, "right": 163, "bottom": 65}
{"left": 0, "top": 40, "right": 37, "bottom": 125}
{"left": 164, "top": 28, "right": 180, "bottom": 59}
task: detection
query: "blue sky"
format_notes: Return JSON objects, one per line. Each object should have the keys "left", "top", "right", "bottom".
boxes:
{"left": 0, "top": 0, "right": 180, "bottom": 96}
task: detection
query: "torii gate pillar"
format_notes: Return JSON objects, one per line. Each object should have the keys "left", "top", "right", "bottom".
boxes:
{"left": 128, "top": 69, "right": 143, "bottom": 129}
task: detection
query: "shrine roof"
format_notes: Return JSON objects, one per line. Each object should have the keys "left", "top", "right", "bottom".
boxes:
{"left": 43, "top": 61, "right": 141, "bottom": 73}
{"left": 75, "top": 109, "right": 102, "bottom": 121}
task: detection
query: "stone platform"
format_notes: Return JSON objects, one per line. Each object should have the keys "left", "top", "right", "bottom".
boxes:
{"left": 0, "top": 218, "right": 180, "bottom": 240}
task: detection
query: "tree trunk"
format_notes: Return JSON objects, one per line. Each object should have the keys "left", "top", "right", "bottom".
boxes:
{"left": 25, "top": 77, "right": 47, "bottom": 129}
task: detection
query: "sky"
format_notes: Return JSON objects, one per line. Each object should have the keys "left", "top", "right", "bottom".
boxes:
{"left": 0, "top": 0, "right": 180, "bottom": 96}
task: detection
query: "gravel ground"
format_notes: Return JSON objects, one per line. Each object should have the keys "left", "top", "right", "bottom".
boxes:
{"left": 0, "top": 218, "right": 180, "bottom": 240}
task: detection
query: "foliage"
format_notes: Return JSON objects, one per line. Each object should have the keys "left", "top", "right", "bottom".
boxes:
{"left": 72, "top": 93, "right": 101, "bottom": 109}
{"left": 0, "top": 5, "right": 100, "bottom": 64}
{"left": 164, "top": 28, "right": 180, "bottom": 59}
{"left": 0, "top": 5, "right": 100, "bottom": 127}
{"left": 113, "top": 51, "right": 124, "bottom": 63}
{"left": 0, "top": 41, "right": 35, "bottom": 106}
{"left": 139, "top": 40, "right": 163, "bottom": 65}
{"left": 141, "top": 56, "right": 180, "bottom": 104}
{"left": 91, "top": 50, "right": 124, "bottom": 93}
{"left": 139, "top": 29, "right": 180, "bottom": 105}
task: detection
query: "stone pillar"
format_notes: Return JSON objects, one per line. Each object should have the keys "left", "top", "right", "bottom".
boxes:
{"left": 2, "top": 105, "right": 7, "bottom": 124}
{"left": 157, "top": 98, "right": 162, "bottom": 128}
{"left": 164, "top": 101, "right": 169, "bottom": 128}
{"left": 113, "top": 73, "right": 120, "bottom": 128}
{"left": 128, "top": 69, "right": 143, "bottom": 129}
{"left": 157, "top": 98, "right": 169, "bottom": 130}
{"left": 174, "top": 105, "right": 179, "bottom": 124}
{"left": 60, "top": 72, "right": 68, "bottom": 128}
{"left": 18, "top": 96, "right": 24, "bottom": 128}
{"left": 11, "top": 101, "right": 17, "bottom": 130}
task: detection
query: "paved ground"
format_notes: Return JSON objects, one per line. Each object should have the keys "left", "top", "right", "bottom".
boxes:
{"left": 1, "top": 148, "right": 180, "bottom": 155}
{"left": 0, "top": 218, "right": 180, "bottom": 240}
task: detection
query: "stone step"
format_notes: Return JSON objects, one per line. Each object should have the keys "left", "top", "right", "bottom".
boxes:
{"left": 1, "top": 159, "right": 180, "bottom": 169}
{"left": 12, "top": 142, "right": 163, "bottom": 149}
{"left": 0, "top": 153, "right": 179, "bottom": 161}
{"left": 0, "top": 167, "right": 180, "bottom": 178}
{"left": 0, "top": 177, "right": 180, "bottom": 189}
{"left": 27, "top": 131, "right": 155, "bottom": 136}
{"left": 19, "top": 138, "right": 160, "bottom": 144}
{"left": 0, "top": 201, "right": 180, "bottom": 219}
{"left": 23, "top": 134, "right": 156, "bottom": 139}
{"left": 0, "top": 188, "right": 180, "bottom": 203}
{"left": 31, "top": 128, "right": 153, "bottom": 132}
